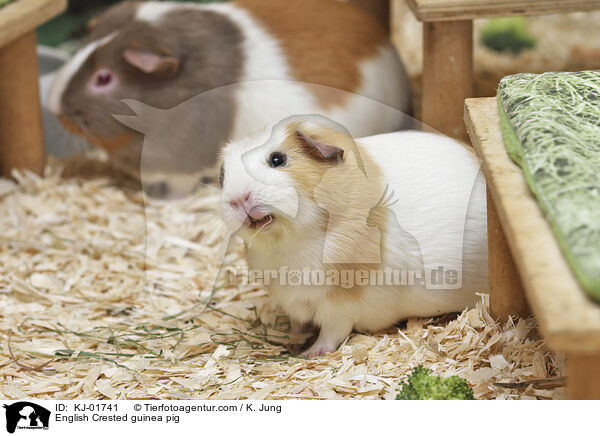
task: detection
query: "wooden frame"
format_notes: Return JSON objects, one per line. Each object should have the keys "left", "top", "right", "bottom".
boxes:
{"left": 405, "top": 0, "right": 600, "bottom": 21}
{"left": 485, "top": 190, "right": 529, "bottom": 322}
{"left": 422, "top": 19, "right": 472, "bottom": 141}
{"left": 465, "top": 97, "right": 600, "bottom": 400}
{"left": 0, "top": 0, "right": 66, "bottom": 177}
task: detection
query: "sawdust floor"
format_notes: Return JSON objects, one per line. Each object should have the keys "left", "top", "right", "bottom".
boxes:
{"left": 0, "top": 165, "right": 566, "bottom": 400}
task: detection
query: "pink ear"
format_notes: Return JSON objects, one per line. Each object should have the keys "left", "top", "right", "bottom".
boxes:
{"left": 123, "top": 49, "right": 179, "bottom": 77}
{"left": 295, "top": 130, "right": 344, "bottom": 162}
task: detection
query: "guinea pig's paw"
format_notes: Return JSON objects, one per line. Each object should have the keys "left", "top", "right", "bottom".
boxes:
{"left": 301, "top": 322, "right": 353, "bottom": 358}
{"left": 301, "top": 341, "right": 339, "bottom": 358}
{"left": 59, "top": 155, "right": 113, "bottom": 179}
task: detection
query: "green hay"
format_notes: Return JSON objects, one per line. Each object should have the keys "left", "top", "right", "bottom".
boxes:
{"left": 14, "top": 284, "right": 297, "bottom": 377}
{"left": 497, "top": 71, "right": 600, "bottom": 301}
{"left": 15, "top": 310, "right": 295, "bottom": 376}
{"left": 0, "top": 0, "right": 15, "bottom": 7}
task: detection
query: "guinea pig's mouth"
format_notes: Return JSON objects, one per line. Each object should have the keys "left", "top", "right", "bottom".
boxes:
{"left": 58, "top": 115, "right": 86, "bottom": 136}
{"left": 245, "top": 213, "right": 274, "bottom": 230}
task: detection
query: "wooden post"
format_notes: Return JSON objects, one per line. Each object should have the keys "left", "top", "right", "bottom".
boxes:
{"left": 348, "top": 0, "right": 390, "bottom": 32}
{"left": 487, "top": 190, "right": 530, "bottom": 323}
{"left": 0, "top": 31, "right": 45, "bottom": 176}
{"left": 422, "top": 20, "right": 473, "bottom": 141}
{"left": 567, "top": 353, "right": 600, "bottom": 399}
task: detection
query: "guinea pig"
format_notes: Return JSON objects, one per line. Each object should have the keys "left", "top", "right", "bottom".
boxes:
{"left": 47, "top": 0, "right": 411, "bottom": 198}
{"left": 219, "top": 115, "right": 488, "bottom": 357}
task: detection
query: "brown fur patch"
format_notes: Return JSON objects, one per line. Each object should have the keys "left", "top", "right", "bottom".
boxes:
{"left": 89, "top": 133, "right": 136, "bottom": 154}
{"left": 280, "top": 122, "right": 390, "bottom": 302}
{"left": 59, "top": 115, "right": 134, "bottom": 153}
{"left": 236, "top": 0, "right": 388, "bottom": 108}
{"left": 59, "top": 116, "right": 134, "bottom": 153}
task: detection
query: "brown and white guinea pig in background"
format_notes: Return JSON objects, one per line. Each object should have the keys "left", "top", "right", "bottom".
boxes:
{"left": 48, "top": 0, "right": 411, "bottom": 198}
{"left": 219, "top": 115, "right": 488, "bottom": 357}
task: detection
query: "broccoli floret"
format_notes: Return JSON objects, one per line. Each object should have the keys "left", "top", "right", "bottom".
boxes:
{"left": 396, "top": 366, "right": 474, "bottom": 400}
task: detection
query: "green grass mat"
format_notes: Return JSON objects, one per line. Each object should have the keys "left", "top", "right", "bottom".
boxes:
{"left": 497, "top": 71, "right": 600, "bottom": 301}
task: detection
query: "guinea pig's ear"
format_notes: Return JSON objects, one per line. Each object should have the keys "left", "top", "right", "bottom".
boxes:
{"left": 294, "top": 130, "right": 344, "bottom": 163}
{"left": 123, "top": 48, "right": 180, "bottom": 77}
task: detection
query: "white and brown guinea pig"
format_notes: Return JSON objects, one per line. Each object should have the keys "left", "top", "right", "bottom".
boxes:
{"left": 48, "top": 0, "right": 411, "bottom": 197}
{"left": 219, "top": 115, "right": 488, "bottom": 357}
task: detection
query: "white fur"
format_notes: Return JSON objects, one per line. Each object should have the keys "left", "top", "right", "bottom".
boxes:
{"left": 328, "top": 45, "right": 412, "bottom": 135}
{"left": 136, "top": 2, "right": 179, "bottom": 22}
{"left": 357, "top": 45, "right": 410, "bottom": 113}
{"left": 361, "top": 132, "right": 487, "bottom": 291}
{"left": 220, "top": 121, "right": 301, "bottom": 232}
{"left": 47, "top": 32, "right": 117, "bottom": 114}
{"left": 220, "top": 123, "right": 488, "bottom": 357}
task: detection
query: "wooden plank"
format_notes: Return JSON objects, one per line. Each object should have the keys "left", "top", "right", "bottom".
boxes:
{"left": 464, "top": 97, "right": 600, "bottom": 353}
{"left": 0, "top": 0, "right": 66, "bottom": 48}
{"left": 0, "top": 31, "right": 45, "bottom": 176}
{"left": 406, "top": 0, "right": 600, "bottom": 21}
{"left": 567, "top": 353, "right": 600, "bottom": 399}
{"left": 422, "top": 20, "right": 472, "bottom": 140}
{"left": 486, "top": 189, "right": 530, "bottom": 323}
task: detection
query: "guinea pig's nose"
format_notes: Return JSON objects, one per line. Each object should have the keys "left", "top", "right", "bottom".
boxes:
{"left": 229, "top": 192, "right": 252, "bottom": 211}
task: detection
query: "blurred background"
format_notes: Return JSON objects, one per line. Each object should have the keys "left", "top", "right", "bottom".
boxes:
{"left": 34, "top": 1, "right": 600, "bottom": 86}
{"left": 390, "top": 1, "right": 600, "bottom": 117}
{"left": 22, "top": 0, "right": 600, "bottom": 156}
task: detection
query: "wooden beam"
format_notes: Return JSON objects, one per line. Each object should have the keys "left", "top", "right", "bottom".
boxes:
{"left": 567, "top": 353, "right": 600, "bottom": 399}
{"left": 406, "top": 0, "right": 600, "bottom": 22}
{"left": 0, "top": 32, "right": 45, "bottom": 176}
{"left": 0, "top": 0, "right": 66, "bottom": 177}
{"left": 0, "top": 0, "right": 66, "bottom": 47}
{"left": 422, "top": 20, "right": 473, "bottom": 140}
{"left": 487, "top": 190, "right": 530, "bottom": 322}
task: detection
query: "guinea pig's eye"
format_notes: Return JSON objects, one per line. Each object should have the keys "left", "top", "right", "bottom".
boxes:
{"left": 95, "top": 70, "right": 113, "bottom": 87}
{"left": 268, "top": 152, "right": 287, "bottom": 168}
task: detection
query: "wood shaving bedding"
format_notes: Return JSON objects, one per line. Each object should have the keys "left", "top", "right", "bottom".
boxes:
{"left": 0, "top": 166, "right": 564, "bottom": 400}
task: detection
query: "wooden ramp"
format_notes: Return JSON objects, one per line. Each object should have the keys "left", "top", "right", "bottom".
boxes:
{"left": 465, "top": 97, "right": 600, "bottom": 399}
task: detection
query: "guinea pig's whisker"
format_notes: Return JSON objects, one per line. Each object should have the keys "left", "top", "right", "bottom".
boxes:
{"left": 247, "top": 215, "right": 273, "bottom": 249}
